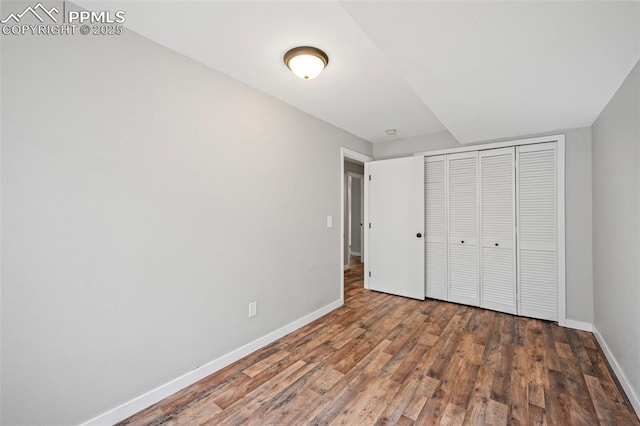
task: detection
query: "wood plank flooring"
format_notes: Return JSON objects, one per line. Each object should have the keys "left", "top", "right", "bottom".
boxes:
{"left": 119, "top": 257, "right": 639, "bottom": 425}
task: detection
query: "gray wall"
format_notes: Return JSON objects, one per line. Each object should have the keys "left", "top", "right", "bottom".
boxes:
{"left": 592, "top": 60, "right": 640, "bottom": 409}
{"left": 375, "top": 128, "right": 595, "bottom": 325}
{"left": 0, "top": 29, "right": 372, "bottom": 424}
{"left": 373, "top": 130, "right": 460, "bottom": 159}
{"left": 562, "top": 127, "right": 594, "bottom": 325}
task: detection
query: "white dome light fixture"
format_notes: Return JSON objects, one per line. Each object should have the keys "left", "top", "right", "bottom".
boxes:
{"left": 284, "top": 46, "right": 329, "bottom": 80}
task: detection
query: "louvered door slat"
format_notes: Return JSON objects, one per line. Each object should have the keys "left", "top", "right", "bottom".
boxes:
{"left": 480, "top": 148, "right": 516, "bottom": 314}
{"left": 447, "top": 152, "right": 479, "bottom": 307}
{"left": 424, "top": 156, "right": 447, "bottom": 301}
{"left": 517, "top": 143, "right": 558, "bottom": 321}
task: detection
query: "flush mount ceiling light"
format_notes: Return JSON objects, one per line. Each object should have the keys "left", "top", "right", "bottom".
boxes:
{"left": 283, "top": 46, "right": 329, "bottom": 80}
{"left": 385, "top": 129, "right": 397, "bottom": 136}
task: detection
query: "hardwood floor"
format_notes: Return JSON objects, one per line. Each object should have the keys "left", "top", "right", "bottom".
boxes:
{"left": 119, "top": 257, "right": 639, "bottom": 425}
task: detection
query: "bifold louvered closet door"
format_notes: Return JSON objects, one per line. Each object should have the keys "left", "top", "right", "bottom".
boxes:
{"left": 424, "top": 156, "right": 447, "bottom": 301}
{"left": 447, "top": 152, "right": 480, "bottom": 307}
{"left": 423, "top": 141, "right": 560, "bottom": 322}
{"left": 480, "top": 148, "right": 516, "bottom": 314}
{"left": 517, "top": 143, "right": 558, "bottom": 321}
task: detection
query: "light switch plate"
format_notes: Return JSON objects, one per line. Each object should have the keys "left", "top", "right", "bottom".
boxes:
{"left": 327, "top": 215, "right": 333, "bottom": 228}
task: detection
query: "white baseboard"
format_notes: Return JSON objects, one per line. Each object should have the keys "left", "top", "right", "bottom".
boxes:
{"left": 592, "top": 326, "right": 640, "bottom": 418}
{"left": 350, "top": 251, "right": 361, "bottom": 256}
{"left": 564, "top": 319, "right": 593, "bottom": 332}
{"left": 81, "top": 299, "right": 343, "bottom": 426}
{"left": 343, "top": 264, "right": 349, "bottom": 270}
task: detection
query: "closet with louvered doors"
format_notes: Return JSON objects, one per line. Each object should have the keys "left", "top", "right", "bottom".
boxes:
{"left": 422, "top": 139, "right": 562, "bottom": 323}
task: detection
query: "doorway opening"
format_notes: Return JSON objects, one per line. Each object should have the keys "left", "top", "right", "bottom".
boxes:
{"left": 345, "top": 170, "right": 364, "bottom": 267}
{"left": 340, "top": 148, "right": 373, "bottom": 304}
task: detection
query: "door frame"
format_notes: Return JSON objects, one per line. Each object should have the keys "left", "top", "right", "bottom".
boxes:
{"left": 341, "top": 148, "right": 373, "bottom": 304}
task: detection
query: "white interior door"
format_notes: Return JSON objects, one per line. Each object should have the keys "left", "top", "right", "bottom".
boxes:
{"left": 367, "top": 156, "right": 425, "bottom": 300}
{"left": 517, "top": 142, "right": 558, "bottom": 321}
{"left": 424, "top": 155, "right": 448, "bottom": 301}
{"left": 447, "top": 151, "right": 480, "bottom": 307}
{"left": 480, "top": 147, "right": 516, "bottom": 314}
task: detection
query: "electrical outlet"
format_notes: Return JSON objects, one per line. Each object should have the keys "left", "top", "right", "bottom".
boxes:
{"left": 248, "top": 301, "right": 257, "bottom": 318}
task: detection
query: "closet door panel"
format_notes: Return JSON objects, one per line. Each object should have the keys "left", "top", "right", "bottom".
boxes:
{"left": 424, "top": 156, "right": 447, "bottom": 300}
{"left": 426, "top": 244, "right": 446, "bottom": 300}
{"left": 517, "top": 143, "right": 558, "bottom": 321}
{"left": 447, "top": 152, "right": 479, "bottom": 307}
{"left": 480, "top": 148, "right": 516, "bottom": 314}
{"left": 482, "top": 247, "right": 516, "bottom": 313}
{"left": 449, "top": 243, "right": 479, "bottom": 305}
{"left": 519, "top": 251, "right": 557, "bottom": 319}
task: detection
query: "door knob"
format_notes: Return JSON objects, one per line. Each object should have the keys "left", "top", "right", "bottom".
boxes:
{"left": 416, "top": 233, "right": 422, "bottom": 238}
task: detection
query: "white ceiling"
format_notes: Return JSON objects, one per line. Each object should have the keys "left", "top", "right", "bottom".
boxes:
{"left": 78, "top": 1, "right": 639, "bottom": 145}
{"left": 342, "top": 1, "right": 640, "bottom": 143}
{"left": 79, "top": 1, "right": 445, "bottom": 143}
